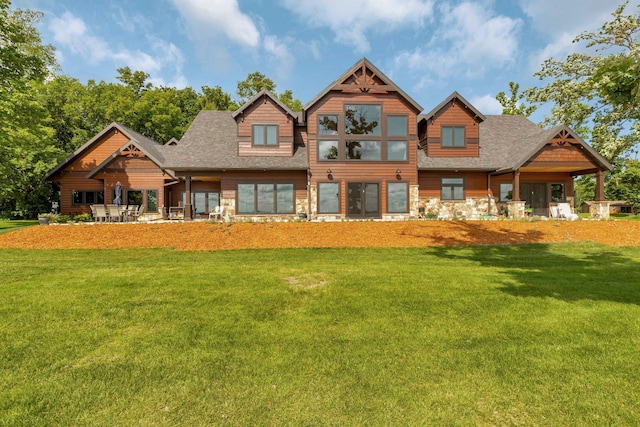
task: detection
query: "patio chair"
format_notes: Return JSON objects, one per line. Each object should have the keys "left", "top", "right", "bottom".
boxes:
{"left": 94, "top": 204, "right": 108, "bottom": 222}
{"left": 106, "top": 204, "right": 121, "bottom": 222}
{"left": 130, "top": 204, "right": 144, "bottom": 221}
{"left": 557, "top": 203, "right": 579, "bottom": 220}
{"left": 209, "top": 205, "right": 224, "bottom": 221}
{"left": 548, "top": 204, "right": 560, "bottom": 219}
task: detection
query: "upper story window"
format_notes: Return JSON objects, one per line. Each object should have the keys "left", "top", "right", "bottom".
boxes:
{"left": 317, "top": 106, "right": 408, "bottom": 162}
{"left": 345, "top": 105, "right": 380, "bottom": 135}
{"left": 442, "top": 126, "right": 465, "bottom": 147}
{"left": 253, "top": 124, "right": 278, "bottom": 145}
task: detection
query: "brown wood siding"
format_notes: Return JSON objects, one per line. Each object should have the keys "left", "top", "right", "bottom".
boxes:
{"left": 68, "top": 129, "right": 130, "bottom": 171}
{"left": 522, "top": 142, "right": 594, "bottom": 171}
{"left": 425, "top": 100, "right": 480, "bottom": 157}
{"left": 237, "top": 97, "right": 294, "bottom": 157}
{"left": 418, "top": 171, "right": 488, "bottom": 198}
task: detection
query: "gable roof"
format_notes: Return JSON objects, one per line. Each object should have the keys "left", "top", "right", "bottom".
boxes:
{"left": 304, "top": 57, "right": 423, "bottom": 114}
{"left": 86, "top": 138, "right": 175, "bottom": 179}
{"left": 417, "top": 115, "right": 612, "bottom": 173}
{"left": 163, "top": 110, "right": 308, "bottom": 171}
{"left": 232, "top": 88, "right": 298, "bottom": 121}
{"left": 420, "top": 91, "right": 486, "bottom": 123}
{"left": 44, "top": 122, "right": 169, "bottom": 180}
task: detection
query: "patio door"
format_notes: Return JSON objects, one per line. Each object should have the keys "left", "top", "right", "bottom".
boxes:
{"left": 347, "top": 182, "right": 380, "bottom": 218}
{"left": 520, "top": 183, "right": 547, "bottom": 216}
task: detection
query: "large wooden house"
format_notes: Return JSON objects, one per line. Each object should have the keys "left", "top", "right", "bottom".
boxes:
{"left": 45, "top": 58, "right": 613, "bottom": 220}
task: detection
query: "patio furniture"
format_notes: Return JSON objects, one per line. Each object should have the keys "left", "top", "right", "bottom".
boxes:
{"left": 209, "top": 205, "right": 224, "bottom": 221}
{"left": 557, "top": 203, "right": 579, "bottom": 220}
{"left": 130, "top": 204, "right": 144, "bottom": 221}
{"left": 106, "top": 204, "right": 121, "bottom": 222}
{"left": 93, "top": 204, "right": 108, "bottom": 222}
{"left": 169, "top": 206, "right": 184, "bottom": 220}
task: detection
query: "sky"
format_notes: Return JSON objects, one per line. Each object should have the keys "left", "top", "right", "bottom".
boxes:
{"left": 11, "top": 0, "right": 640, "bottom": 123}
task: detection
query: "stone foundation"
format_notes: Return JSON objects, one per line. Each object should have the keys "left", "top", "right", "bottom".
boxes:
{"left": 589, "top": 201, "right": 610, "bottom": 220}
{"left": 506, "top": 201, "right": 526, "bottom": 219}
{"left": 419, "top": 196, "right": 498, "bottom": 219}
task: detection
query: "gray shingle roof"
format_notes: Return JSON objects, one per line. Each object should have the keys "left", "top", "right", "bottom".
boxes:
{"left": 164, "top": 110, "right": 309, "bottom": 171}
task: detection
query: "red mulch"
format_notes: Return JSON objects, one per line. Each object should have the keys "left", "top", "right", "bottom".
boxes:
{"left": 1, "top": 220, "right": 639, "bottom": 250}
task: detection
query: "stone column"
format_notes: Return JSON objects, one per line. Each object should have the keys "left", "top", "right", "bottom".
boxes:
{"left": 410, "top": 185, "right": 420, "bottom": 217}
{"left": 590, "top": 201, "right": 610, "bottom": 220}
{"left": 506, "top": 201, "right": 526, "bottom": 219}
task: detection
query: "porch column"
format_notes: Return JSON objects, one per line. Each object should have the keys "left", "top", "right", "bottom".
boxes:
{"left": 512, "top": 170, "right": 520, "bottom": 201}
{"left": 184, "top": 175, "right": 193, "bottom": 220}
{"left": 595, "top": 169, "right": 605, "bottom": 201}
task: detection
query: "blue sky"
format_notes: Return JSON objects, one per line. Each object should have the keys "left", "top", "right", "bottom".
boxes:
{"left": 11, "top": 0, "right": 640, "bottom": 123}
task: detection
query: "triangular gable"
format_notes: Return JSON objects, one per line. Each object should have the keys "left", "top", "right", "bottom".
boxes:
{"left": 304, "top": 57, "right": 423, "bottom": 113}
{"left": 420, "top": 91, "right": 486, "bottom": 124}
{"left": 86, "top": 139, "right": 173, "bottom": 179}
{"left": 511, "top": 125, "right": 612, "bottom": 172}
{"left": 232, "top": 88, "right": 297, "bottom": 121}
{"left": 44, "top": 122, "right": 167, "bottom": 180}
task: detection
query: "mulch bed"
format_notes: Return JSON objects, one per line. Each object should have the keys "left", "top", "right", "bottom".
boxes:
{"left": 1, "top": 220, "right": 639, "bottom": 250}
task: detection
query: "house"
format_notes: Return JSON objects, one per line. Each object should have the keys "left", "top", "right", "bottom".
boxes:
{"left": 582, "top": 200, "right": 634, "bottom": 215}
{"left": 45, "top": 58, "right": 613, "bottom": 221}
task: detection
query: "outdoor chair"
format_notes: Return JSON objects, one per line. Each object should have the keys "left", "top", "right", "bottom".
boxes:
{"left": 548, "top": 204, "right": 560, "bottom": 219}
{"left": 93, "top": 204, "right": 108, "bottom": 222}
{"left": 557, "top": 203, "right": 579, "bottom": 220}
{"left": 209, "top": 205, "right": 224, "bottom": 221}
{"left": 106, "top": 204, "right": 121, "bottom": 222}
{"left": 130, "top": 204, "right": 144, "bottom": 221}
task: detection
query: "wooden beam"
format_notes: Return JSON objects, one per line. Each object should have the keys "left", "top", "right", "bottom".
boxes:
{"left": 595, "top": 169, "right": 605, "bottom": 201}
{"left": 512, "top": 170, "right": 520, "bottom": 201}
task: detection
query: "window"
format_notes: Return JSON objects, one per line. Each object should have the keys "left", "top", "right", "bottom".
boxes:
{"left": 253, "top": 124, "right": 278, "bottom": 145}
{"left": 500, "top": 183, "right": 513, "bottom": 202}
{"left": 387, "top": 182, "right": 408, "bottom": 213}
{"left": 72, "top": 190, "right": 104, "bottom": 205}
{"left": 442, "top": 126, "right": 465, "bottom": 147}
{"left": 345, "top": 140, "right": 381, "bottom": 160}
{"left": 551, "top": 183, "right": 565, "bottom": 202}
{"left": 318, "top": 115, "right": 338, "bottom": 135}
{"left": 387, "top": 141, "right": 408, "bottom": 161}
{"left": 318, "top": 182, "right": 340, "bottom": 214}
{"left": 387, "top": 116, "right": 407, "bottom": 136}
{"left": 237, "top": 183, "right": 294, "bottom": 215}
{"left": 318, "top": 140, "right": 339, "bottom": 160}
{"left": 127, "top": 189, "right": 159, "bottom": 212}
{"left": 345, "top": 105, "right": 380, "bottom": 135}
{"left": 442, "top": 178, "right": 464, "bottom": 200}
{"left": 182, "top": 191, "right": 219, "bottom": 215}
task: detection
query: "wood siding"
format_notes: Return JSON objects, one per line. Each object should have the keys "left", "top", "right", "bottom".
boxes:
{"left": 68, "top": 129, "right": 129, "bottom": 171}
{"left": 419, "top": 171, "right": 488, "bottom": 198}
{"left": 522, "top": 142, "right": 595, "bottom": 172}
{"left": 237, "top": 96, "right": 294, "bottom": 157}
{"left": 425, "top": 99, "right": 481, "bottom": 157}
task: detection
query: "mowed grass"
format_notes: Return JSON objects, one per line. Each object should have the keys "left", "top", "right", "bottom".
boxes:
{"left": 1, "top": 243, "right": 640, "bottom": 425}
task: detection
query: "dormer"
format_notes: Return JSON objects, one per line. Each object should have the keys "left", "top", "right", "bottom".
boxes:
{"left": 419, "top": 92, "right": 485, "bottom": 158}
{"left": 232, "top": 89, "right": 298, "bottom": 157}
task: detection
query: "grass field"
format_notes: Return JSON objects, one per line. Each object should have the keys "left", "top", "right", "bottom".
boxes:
{"left": 1, "top": 243, "right": 640, "bottom": 425}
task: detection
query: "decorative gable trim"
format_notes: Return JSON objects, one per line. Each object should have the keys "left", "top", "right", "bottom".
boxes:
{"left": 86, "top": 139, "right": 173, "bottom": 179}
{"left": 232, "top": 88, "right": 297, "bottom": 121}
{"left": 420, "top": 91, "right": 486, "bottom": 124}
{"left": 121, "top": 143, "right": 146, "bottom": 158}
{"left": 304, "top": 57, "right": 422, "bottom": 114}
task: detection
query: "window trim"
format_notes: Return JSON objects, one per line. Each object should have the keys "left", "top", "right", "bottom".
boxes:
{"left": 441, "top": 177, "right": 465, "bottom": 201}
{"left": 441, "top": 125, "right": 466, "bottom": 148}
{"left": 126, "top": 188, "right": 160, "bottom": 212}
{"left": 71, "top": 190, "right": 104, "bottom": 205}
{"left": 499, "top": 183, "right": 513, "bottom": 202}
{"left": 252, "top": 124, "right": 279, "bottom": 146}
{"left": 236, "top": 183, "right": 295, "bottom": 215}
{"left": 387, "top": 182, "right": 409, "bottom": 213}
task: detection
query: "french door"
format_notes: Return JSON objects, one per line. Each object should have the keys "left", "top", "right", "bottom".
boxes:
{"left": 520, "top": 183, "right": 547, "bottom": 216}
{"left": 347, "top": 182, "right": 380, "bottom": 218}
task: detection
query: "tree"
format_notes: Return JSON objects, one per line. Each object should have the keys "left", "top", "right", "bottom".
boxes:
{"left": 496, "top": 82, "right": 537, "bottom": 116}
{"left": 606, "top": 158, "right": 640, "bottom": 209}
{"left": 236, "top": 71, "right": 276, "bottom": 104}
{"left": 525, "top": 1, "right": 640, "bottom": 162}
{"left": 200, "top": 85, "right": 237, "bottom": 111}
{"left": 116, "top": 66, "right": 151, "bottom": 97}
{"left": 0, "top": 0, "right": 60, "bottom": 218}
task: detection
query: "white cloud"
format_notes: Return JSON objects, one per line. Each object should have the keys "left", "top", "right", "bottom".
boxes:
{"left": 280, "top": 0, "right": 435, "bottom": 53}
{"left": 393, "top": 2, "right": 521, "bottom": 80}
{"left": 470, "top": 94, "right": 503, "bottom": 115}
{"left": 263, "top": 35, "right": 295, "bottom": 79}
{"left": 48, "top": 12, "right": 186, "bottom": 86}
{"left": 170, "top": 0, "right": 260, "bottom": 48}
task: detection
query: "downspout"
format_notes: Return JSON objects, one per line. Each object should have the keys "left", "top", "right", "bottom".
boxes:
{"left": 487, "top": 174, "right": 491, "bottom": 216}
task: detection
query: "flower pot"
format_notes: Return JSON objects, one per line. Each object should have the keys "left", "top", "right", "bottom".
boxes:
{"left": 38, "top": 217, "right": 50, "bottom": 225}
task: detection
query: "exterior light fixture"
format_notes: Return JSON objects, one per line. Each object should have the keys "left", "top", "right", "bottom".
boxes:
{"left": 396, "top": 169, "right": 402, "bottom": 174}
{"left": 326, "top": 169, "right": 332, "bottom": 174}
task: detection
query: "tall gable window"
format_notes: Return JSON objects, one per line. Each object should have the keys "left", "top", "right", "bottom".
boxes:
{"left": 442, "top": 126, "right": 465, "bottom": 147}
{"left": 318, "top": 115, "right": 338, "bottom": 135}
{"left": 253, "top": 124, "right": 278, "bottom": 145}
{"left": 345, "top": 105, "right": 380, "bottom": 135}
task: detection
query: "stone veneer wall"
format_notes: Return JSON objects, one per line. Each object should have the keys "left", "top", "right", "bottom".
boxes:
{"left": 589, "top": 201, "right": 610, "bottom": 220}
{"left": 420, "top": 196, "right": 498, "bottom": 219}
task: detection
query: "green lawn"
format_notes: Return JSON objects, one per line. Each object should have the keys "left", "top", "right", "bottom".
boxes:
{"left": 1, "top": 243, "right": 640, "bottom": 425}
{"left": 0, "top": 220, "right": 37, "bottom": 234}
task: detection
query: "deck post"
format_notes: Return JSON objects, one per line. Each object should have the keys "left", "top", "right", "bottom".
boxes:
{"left": 512, "top": 170, "right": 520, "bottom": 201}
{"left": 595, "top": 170, "right": 605, "bottom": 201}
